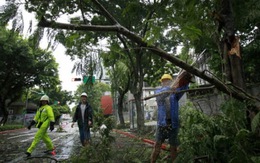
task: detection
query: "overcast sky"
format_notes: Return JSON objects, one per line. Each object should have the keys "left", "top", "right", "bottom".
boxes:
{"left": 42, "top": 42, "right": 81, "bottom": 93}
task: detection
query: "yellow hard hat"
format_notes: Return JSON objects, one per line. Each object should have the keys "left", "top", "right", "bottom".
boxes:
{"left": 160, "top": 74, "right": 173, "bottom": 82}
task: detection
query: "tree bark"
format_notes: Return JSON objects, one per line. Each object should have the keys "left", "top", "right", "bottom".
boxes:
{"left": 0, "top": 97, "right": 8, "bottom": 125}
{"left": 117, "top": 93, "right": 125, "bottom": 126}
{"left": 219, "top": 0, "right": 246, "bottom": 89}
{"left": 133, "top": 92, "right": 144, "bottom": 131}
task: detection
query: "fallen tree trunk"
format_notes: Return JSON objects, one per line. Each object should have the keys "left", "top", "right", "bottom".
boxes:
{"left": 37, "top": 0, "right": 260, "bottom": 107}
{"left": 38, "top": 19, "right": 260, "bottom": 105}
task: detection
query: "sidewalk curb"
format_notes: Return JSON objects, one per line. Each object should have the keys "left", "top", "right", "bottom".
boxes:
{"left": 0, "top": 127, "right": 27, "bottom": 134}
{"left": 113, "top": 129, "right": 169, "bottom": 151}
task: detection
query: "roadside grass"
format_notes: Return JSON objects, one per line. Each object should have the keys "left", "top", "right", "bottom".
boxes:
{"left": 0, "top": 124, "right": 25, "bottom": 132}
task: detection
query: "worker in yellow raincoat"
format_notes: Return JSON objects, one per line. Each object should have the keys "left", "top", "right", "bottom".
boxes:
{"left": 25, "top": 95, "right": 56, "bottom": 157}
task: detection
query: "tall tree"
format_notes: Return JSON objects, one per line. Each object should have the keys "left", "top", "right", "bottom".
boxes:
{"left": 0, "top": 27, "right": 60, "bottom": 125}
{"left": 3, "top": 0, "right": 260, "bottom": 129}
{"left": 102, "top": 47, "right": 131, "bottom": 126}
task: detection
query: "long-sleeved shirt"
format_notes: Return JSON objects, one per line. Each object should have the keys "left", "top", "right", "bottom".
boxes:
{"left": 155, "top": 84, "right": 188, "bottom": 128}
{"left": 34, "top": 105, "right": 55, "bottom": 128}
{"left": 72, "top": 102, "right": 93, "bottom": 128}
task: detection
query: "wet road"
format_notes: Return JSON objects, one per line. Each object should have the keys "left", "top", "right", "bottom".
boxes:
{"left": 0, "top": 121, "right": 82, "bottom": 163}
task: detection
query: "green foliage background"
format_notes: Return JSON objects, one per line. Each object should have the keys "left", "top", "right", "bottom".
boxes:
{"left": 176, "top": 100, "right": 260, "bottom": 163}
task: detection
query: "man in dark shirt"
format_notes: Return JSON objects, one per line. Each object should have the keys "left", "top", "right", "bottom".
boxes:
{"left": 71, "top": 92, "right": 93, "bottom": 146}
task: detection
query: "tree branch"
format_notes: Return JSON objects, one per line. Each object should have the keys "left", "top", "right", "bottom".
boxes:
{"left": 91, "top": 0, "right": 119, "bottom": 25}
{"left": 79, "top": 0, "right": 88, "bottom": 24}
{"left": 143, "top": 86, "right": 215, "bottom": 101}
{"left": 38, "top": 17, "right": 260, "bottom": 104}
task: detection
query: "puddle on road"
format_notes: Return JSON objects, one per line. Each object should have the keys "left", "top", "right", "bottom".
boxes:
{"left": 2, "top": 123, "right": 83, "bottom": 163}
{"left": 53, "top": 132, "right": 81, "bottom": 161}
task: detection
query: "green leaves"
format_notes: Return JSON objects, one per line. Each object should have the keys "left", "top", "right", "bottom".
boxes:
{"left": 180, "top": 25, "right": 202, "bottom": 42}
{"left": 0, "top": 3, "right": 18, "bottom": 26}
{"left": 178, "top": 99, "right": 260, "bottom": 162}
{"left": 0, "top": 26, "right": 60, "bottom": 99}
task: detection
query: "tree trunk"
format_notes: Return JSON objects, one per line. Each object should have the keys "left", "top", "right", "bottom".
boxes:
{"left": 0, "top": 98, "right": 8, "bottom": 125}
{"left": 222, "top": 41, "right": 232, "bottom": 82}
{"left": 229, "top": 54, "right": 245, "bottom": 89}
{"left": 133, "top": 92, "right": 144, "bottom": 131}
{"left": 219, "top": 0, "right": 246, "bottom": 90}
{"left": 117, "top": 93, "right": 125, "bottom": 127}
{"left": 218, "top": 0, "right": 252, "bottom": 130}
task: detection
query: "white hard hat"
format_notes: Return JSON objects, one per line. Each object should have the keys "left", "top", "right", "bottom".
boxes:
{"left": 81, "top": 92, "right": 88, "bottom": 97}
{"left": 40, "top": 95, "right": 49, "bottom": 102}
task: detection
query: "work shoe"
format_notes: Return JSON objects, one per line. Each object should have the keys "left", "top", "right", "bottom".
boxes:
{"left": 44, "top": 150, "right": 56, "bottom": 155}
{"left": 43, "top": 148, "right": 56, "bottom": 155}
{"left": 50, "top": 150, "right": 56, "bottom": 156}
{"left": 43, "top": 149, "right": 52, "bottom": 153}
{"left": 25, "top": 152, "right": 31, "bottom": 157}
